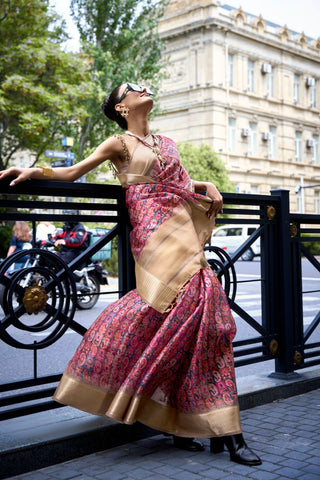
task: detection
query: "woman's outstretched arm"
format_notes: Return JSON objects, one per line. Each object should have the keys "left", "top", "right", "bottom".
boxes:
{"left": 0, "top": 136, "right": 123, "bottom": 186}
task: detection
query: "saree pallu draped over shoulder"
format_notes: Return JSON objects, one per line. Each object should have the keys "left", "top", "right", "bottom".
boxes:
{"left": 53, "top": 135, "right": 242, "bottom": 438}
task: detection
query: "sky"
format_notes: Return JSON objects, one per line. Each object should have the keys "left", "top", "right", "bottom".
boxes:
{"left": 50, "top": 0, "right": 320, "bottom": 51}
{"left": 223, "top": 0, "right": 320, "bottom": 38}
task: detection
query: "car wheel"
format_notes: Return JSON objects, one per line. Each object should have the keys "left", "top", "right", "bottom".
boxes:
{"left": 241, "top": 247, "right": 254, "bottom": 261}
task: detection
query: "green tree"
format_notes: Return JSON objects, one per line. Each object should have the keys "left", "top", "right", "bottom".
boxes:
{"left": 0, "top": 0, "right": 93, "bottom": 170}
{"left": 69, "top": 0, "right": 165, "bottom": 159}
{"left": 178, "top": 142, "right": 235, "bottom": 193}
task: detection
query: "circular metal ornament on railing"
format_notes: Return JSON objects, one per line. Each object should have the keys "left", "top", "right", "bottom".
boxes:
{"left": 204, "top": 246, "right": 237, "bottom": 303}
{"left": 0, "top": 248, "right": 77, "bottom": 350}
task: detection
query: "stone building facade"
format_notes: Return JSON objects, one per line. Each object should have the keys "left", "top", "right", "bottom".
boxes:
{"left": 151, "top": 0, "right": 320, "bottom": 214}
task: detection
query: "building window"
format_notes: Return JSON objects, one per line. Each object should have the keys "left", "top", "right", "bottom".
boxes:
{"left": 228, "top": 118, "right": 236, "bottom": 153}
{"left": 267, "top": 66, "right": 274, "bottom": 97}
{"left": 312, "top": 135, "right": 319, "bottom": 165}
{"left": 315, "top": 190, "right": 320, "bottom": 214}
{"left": 248, "top": 122, "right": 257, "bottom": 156}
{"left": 228, "top": 54, "right": 234, "bottom": 87}
{"left": 20, "top": 156, "right": 25, "bottom": 168}
{"left": 269, "top": 126, "right": 277, "bottom": 159}
{"left": 247, "top": 60, "right": 254, "bottom": 92}
{"left": 310, "top": 81, "right": 317, "bottom": 108}
{"left": 295, "top": 131, "right": 302, "bottom": 162}
{"left": 294, "top": 74, "right": 300, "bottom": 104}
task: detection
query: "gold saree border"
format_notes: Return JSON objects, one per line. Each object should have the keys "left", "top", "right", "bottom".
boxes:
{"left": 135, "top": 262, "right": 181, "bottom": 313}
{"left": 53, "top": 374, "right": 241, "bottom": 438}
{"left": 135, "top": 201, "right": 215, "bottom": 313}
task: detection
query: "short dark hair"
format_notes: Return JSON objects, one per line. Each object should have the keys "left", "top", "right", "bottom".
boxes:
{"left": 101, "top": 84, "right": 127, "bottom": 130}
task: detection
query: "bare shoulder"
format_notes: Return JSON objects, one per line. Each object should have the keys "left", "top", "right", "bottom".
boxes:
{"left": 99, "top": 135, "right": 122, "bottom": 152}
{"left": 94, "top": 135, "right": 125, "bottom": 162}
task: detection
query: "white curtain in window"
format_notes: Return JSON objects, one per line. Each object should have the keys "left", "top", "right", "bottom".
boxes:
{"left": 228, "top": 118, "right": 236, "bottom": 152}
{"left": 267, "top": 67, "right": 274, "bottom": 97}
{"left": 269, "top": 126, "right": 277, "bottom": 158}
{"left": 247, "top": 60, "right": 254, "bottom": 92}
{"left": 295, "top": 132, "right": 302, "bottom": 162}
{"left": 228, "top": 54, "right": 234, "bottom": 87}
{"left": 312, "top": 135, "right": 319, "bottom": 164}
{"left": 248, "top": 122, "right": 257, "bottom": 155}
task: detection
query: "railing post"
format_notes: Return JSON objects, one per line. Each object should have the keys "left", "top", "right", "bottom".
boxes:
{"left": 270, "top": 189, "right": 298, "bottom": 378}
{"left": 117, "top": 193, "right": 136, "bottom": 297}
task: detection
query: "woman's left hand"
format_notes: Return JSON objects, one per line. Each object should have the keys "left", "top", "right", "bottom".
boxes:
{"left": 204, "top": 182, "right": 223, "bottom": 218}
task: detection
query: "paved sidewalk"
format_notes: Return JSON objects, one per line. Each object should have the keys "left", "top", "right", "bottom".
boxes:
{"left": 5, "top": 388, "right": 320, "bottom": 480}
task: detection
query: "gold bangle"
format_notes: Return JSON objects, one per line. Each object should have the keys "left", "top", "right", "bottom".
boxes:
{"left": 36, "top": 166, "right": 54, "bottom": 177}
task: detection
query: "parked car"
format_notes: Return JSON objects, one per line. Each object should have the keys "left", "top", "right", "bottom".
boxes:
{"left": 206, "top": 224, "right": 261, "bottom": 261}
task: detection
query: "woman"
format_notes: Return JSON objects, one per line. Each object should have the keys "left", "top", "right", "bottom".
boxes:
{"left": 0, "top": 82, "right": 261, "bottom": 466}
{"left": 7, "top": 221, "right": 32, "bottom": 269}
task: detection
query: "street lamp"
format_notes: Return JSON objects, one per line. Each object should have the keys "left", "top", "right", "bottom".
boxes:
{"left": 295, "top": 175, "right": 320, "bottom": 213}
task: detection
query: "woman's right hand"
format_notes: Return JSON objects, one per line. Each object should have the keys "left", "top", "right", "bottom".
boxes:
{"left": 0, "top": 167, "right": 35, "bottom": 186}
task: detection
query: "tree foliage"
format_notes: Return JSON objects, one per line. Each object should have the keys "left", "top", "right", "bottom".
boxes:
{"left": 0, "top": 223, "right": 12, "bottom": 258}
{"left": 70, "top": 0, "right": 165, "bottom": 158}
{"left": 178, "top": 142, "right": 235, "bottom": 193}
{"left": 0, "top": 0, "right": 93, "bottom": 170}
{"left": 0, "top": 0, "right": 165, "bottom": 177}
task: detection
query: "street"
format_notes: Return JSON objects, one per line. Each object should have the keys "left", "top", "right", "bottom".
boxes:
{"left": 0, "top": 259, "right": 319, "bottom": 385}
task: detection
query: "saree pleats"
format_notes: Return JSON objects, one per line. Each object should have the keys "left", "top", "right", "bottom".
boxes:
{"left": 54, "top": 268, "right": 241, "bottom": 437}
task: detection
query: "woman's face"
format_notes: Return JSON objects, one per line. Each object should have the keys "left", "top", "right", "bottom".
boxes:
{"left": 117, "top": 83, "right": 153, "bottom": 114}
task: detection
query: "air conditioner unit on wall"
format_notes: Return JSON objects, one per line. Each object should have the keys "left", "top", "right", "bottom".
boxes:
{"left": 262, "top": 132, "right": 270, "bottom": 141}
{"left": 261, "top": 63, "right": 272, "bottom": 74}
{"left": 306, "top": 77, "right": 315, "bottom": 87}
{"left": 306, "top": 139, "right": 314, "bottom": 148}
{"left": 241, "top": 128, "right": 249, "bottom": 137}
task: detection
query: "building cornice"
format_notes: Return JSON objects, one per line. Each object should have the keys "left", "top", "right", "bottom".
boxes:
{"left": 159, "top": 9, "right": 320, "bottom": 62}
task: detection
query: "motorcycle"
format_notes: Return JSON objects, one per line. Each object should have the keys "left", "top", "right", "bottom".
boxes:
{"left": 73, "top": 260, "right": 109, "bottom": 309}
{"left": 0, "top": 240, "right": 109, "bottom": 312}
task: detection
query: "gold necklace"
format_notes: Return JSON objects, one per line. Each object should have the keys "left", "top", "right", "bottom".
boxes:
{"left": 150, "top": 135, "right": 166, "bottom": 169}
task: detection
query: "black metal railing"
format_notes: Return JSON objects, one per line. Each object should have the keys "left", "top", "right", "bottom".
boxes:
{"left": 0, "top": 179, "right": 319, "bottom": 420}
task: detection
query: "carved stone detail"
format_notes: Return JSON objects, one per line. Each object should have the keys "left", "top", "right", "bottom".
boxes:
{"left": 231, "top": 7, "right": 247, "bottom": 26}
{"left": 295, "top": 32, "right": 309, "bottom": 49}
{"left": 163, "top": 58, "right": 187, "bottom": 84}
{"left": 252, "top": 15, "right": 267, "bottom": 34}
{"left": 277, "top": 25, "right": 291, "bottom": 42}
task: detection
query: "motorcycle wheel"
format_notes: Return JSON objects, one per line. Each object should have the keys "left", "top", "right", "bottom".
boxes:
{"left": 0, "top": 283, "right": 5, "bottom": 311}
{"left": 241, "top": 247, "right": 254, "bottom": 261}
{"left": 76, "top": 274, "right": 100, "bottom": 310}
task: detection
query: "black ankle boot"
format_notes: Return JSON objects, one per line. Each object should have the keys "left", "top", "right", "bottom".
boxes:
{"left": 173, "top": 435, "right": 205, "bottom": 452}
{"left": 210, "top": 434, "right": 262, "bottom": 466}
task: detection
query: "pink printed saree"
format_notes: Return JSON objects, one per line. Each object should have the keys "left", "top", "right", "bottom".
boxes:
{"left": 53, "top": 135, "right": 241, "bottom": 438}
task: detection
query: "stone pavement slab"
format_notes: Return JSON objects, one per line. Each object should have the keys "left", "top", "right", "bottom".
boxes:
{"left": 4, "top": 388, "right": 320, "bottom": 480}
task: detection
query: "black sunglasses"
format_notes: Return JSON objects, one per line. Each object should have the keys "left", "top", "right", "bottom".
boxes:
{"left": 118, "top": 82, "right": 153, "bottom": 102}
